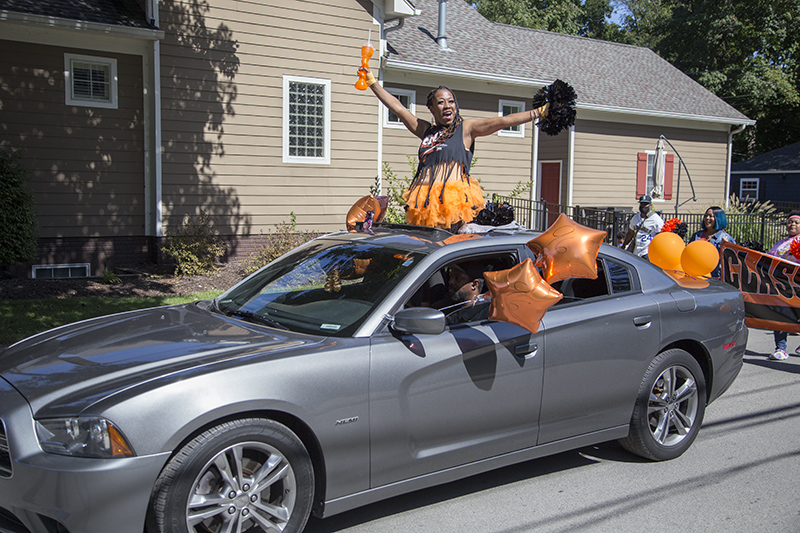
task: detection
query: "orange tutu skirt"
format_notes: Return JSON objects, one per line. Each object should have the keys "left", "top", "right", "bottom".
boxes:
{"left": 403, "top": 176, "right": 485, "bottom": 229}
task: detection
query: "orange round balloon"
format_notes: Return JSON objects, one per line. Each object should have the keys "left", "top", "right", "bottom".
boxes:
{"left": 485, "top": 258, "right": 563, "bottom": 333}
{"left": 648, "top": 232, "right": 685, "bottom": 271}
{"left": 681, "top": 240, "right": 719, "bottom": 278}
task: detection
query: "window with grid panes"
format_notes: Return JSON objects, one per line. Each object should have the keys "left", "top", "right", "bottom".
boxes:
{"left": 283, "top": 76, "right": 330, "bottom": 164}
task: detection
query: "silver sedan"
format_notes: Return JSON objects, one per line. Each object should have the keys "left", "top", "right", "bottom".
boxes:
{"left": 0, "top": 226, "right": 747, "bottom": 533}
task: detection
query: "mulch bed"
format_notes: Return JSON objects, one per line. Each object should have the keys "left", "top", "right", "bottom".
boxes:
{"left": 0, "top": 262, "right": 248, "bottom": 301}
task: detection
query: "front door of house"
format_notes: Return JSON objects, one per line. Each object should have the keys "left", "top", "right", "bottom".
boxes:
{"left": 540, "top": 161, "right": 561, "bottom": 226}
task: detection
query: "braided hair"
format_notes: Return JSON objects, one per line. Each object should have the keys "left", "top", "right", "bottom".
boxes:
{"left": 425, "top": 86, "right": 463, "bottom": 142}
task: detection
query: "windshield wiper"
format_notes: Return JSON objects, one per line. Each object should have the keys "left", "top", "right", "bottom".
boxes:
{"left": 227, "top": 310, "right": 289, "bottom": 330}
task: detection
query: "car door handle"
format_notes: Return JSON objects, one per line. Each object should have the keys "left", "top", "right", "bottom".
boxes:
{"left": 515, "top": 342, "right": 538, "bottom": 358}
{"left": 633, "top": 315, "right": 652, "bottom": 327}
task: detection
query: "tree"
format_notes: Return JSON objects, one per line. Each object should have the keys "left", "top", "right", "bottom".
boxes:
{"left": 655, "top": 0, "right": 800, "bottom": 159}
{"left": 475, "top": 0, "right": 621, "bottom": 38}
{"left": 0, "top": 150, "right": 38, "bottom": 265}
{"left": 611, "top": 0, "right": 673, "bottom": 47}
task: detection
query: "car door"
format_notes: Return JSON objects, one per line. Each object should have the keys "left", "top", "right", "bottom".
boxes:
{"left": 537, "top": 256, "right": 661, "bottom": 443}
{"left": 368, "top": 251, "right": 544, "bottom": 488}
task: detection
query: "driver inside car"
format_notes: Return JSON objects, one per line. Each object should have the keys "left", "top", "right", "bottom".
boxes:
{"left": 435, "top": 260, "right": 492, "bottom": 324}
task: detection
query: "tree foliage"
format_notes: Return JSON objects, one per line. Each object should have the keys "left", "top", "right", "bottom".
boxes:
{"left": 476, "top": 0, "right": 800, "bottom": 160}
{"left": 474, "top": 0, "right": 619, "bottom": 38}
{"left": 653, "top": 0, "right": 800, "bottom": 159}
{"left": 0, "top": 150, "right": 38, "bottom": 265}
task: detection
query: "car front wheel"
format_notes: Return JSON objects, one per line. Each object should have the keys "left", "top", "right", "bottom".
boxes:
{"left": 147, "top": 418, "right": 314, "bottom": 533}
{"left": 619, "top": 349, "right": 706, "bottom": 461}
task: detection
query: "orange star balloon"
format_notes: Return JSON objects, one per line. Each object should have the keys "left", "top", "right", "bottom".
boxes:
{"left": 485, "top": 258, "right": 563, "bottom": 333}
{"left": 526, "top": 213, "right": 606, "bottom": 284}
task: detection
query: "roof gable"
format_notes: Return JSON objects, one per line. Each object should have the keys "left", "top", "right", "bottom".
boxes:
{"left": 385, "top": 0, "right": 751, "bottom": 125}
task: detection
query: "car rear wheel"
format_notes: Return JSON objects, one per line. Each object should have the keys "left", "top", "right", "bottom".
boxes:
{"left": 147, "top": 418, "right": 314, "bottom": 533}
{"left": 619, "top": 349, "right": 706, "bottom": 461}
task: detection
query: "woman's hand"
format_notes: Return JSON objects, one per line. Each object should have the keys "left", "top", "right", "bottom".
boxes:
{"left": 357, "top": 67, "right": 376, "bottom": 87}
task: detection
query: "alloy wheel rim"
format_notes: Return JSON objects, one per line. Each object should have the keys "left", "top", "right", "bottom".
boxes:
{"left": 647, "top": 364, "right": 699, "bottom": 447}
{"left": 186, "top": 441, "right": 297, "bottom": 532}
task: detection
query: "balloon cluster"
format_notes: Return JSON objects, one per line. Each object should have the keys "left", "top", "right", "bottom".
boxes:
{"left": 485, "top": 214, "right": 605, "bottom": 333}
{"left": 648, "top": 232, "right": 719, "bottom": 278}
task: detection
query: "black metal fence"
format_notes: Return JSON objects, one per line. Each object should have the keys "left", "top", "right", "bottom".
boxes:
{"left": 494, "top": 195, "right": 789, "bottom": 252}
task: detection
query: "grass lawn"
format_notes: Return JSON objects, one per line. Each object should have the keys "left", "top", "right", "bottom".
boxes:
{"left": 0, "top": 290, "right": 223, "bottom": 347}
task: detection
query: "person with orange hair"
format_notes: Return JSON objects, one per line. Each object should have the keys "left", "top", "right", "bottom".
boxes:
{"left": 359, "top": 69, "right": 549, "bottom": 230}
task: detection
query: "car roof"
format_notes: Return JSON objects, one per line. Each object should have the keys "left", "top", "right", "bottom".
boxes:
{"left": 322, "top": 224, "right": 540, "bottom": 255}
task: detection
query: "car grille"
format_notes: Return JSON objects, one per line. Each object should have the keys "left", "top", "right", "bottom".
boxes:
{"left": 0, "top": 419, "right": 11, "bottom": 478}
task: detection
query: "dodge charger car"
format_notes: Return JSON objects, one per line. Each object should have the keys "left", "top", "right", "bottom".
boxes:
{"left": 0, "top": 225, "right": 746, "bottom": 533}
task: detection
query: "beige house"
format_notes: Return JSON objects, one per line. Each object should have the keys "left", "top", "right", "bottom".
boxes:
{"left": 0, "top": 0, "right": 752, "bottom": 277}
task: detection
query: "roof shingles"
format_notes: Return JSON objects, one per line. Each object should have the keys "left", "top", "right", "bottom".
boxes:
{"left": 386, "top": 0, "right": 750, "bottom": 124}
{"left": 0, "top": 0, "right": 152, "bottom": 29}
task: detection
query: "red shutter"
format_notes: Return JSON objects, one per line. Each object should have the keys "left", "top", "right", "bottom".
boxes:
{"left": 664, "top": 154, "right": 674, "bottom": 200}
{"left": 636, "top": 152, "right": 648, "bottom": 198}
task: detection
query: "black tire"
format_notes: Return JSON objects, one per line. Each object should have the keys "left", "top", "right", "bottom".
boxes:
{"left": 146, "top": 418, "right": 314, "bottom": 533}
{"left": 619, "top": 349, "right": 707, "bottom": 461}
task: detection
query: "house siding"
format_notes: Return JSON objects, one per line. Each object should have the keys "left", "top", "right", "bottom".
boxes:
{"left": 157, "top": 0, "right": 378, "bottom": 245}
{"left": 572, "top": 120, "right": 729, "bottom": 212}
{"left": 0, "top": 40, "right": 146, "bottom": 238}
{"left": 0, "top": 39, "right": 146, "bottom": 274}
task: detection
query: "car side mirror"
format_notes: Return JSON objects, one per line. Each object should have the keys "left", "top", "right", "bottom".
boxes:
{"left": 392, "top": 307, "right": 446, "bottom": 335}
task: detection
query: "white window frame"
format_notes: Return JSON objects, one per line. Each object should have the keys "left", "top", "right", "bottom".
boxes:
{"left": 64, "top": 53, "right": 118, "bottom": 109}
{"left": 282, "top": 75, "right": 331, "bottom": 165}
{"left": 498, "top": 99, "right": 525, "bottom": 138}
{"left": 739, "top": 178, "right": 759, "bottom": 201}
{"left": 32, "top": 263, "right": 90, "bottom": 279}
{"left": 383, "top": 88, "right": 416, "bottom": 129}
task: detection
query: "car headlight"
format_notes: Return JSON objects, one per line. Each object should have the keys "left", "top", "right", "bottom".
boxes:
{"left": 35, "top": 418, "right": 135, "bottom": 458}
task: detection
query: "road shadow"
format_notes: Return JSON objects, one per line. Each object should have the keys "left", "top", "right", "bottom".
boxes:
{"left": 304, "top": 441, "right": 642, "bottom": 532}
{"left": 743, "top": 356, "right": 800, "bottom": 375}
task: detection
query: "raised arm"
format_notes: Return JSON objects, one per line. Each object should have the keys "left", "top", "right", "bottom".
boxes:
{"left": 360, "top": 68, "right": 430, "bottom": 139}
{"left": 464, "top": 103, "right": 549, "bottom": 139}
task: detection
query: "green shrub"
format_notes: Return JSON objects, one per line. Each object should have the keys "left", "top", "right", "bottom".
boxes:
{"left": 163, "top": 211, "right": 227, "bottom": 276}
{"left": 242, "top": 213, "right": 319, "bottom": 274}
{"left": 100, "top": 268, "right": 121, "bottom": 285}
{"left": 0, "top": 150, "right": 38, "bottom": 264}
{"left": 724, "top": 194, "right": 781, "bottom": 250}
{"left": 377, "top": 157, "right": 415, "bottom": 224}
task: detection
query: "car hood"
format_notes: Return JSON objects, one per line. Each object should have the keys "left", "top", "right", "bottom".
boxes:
{"left": 0, "top": 303, "right": 320, "bottom": 414}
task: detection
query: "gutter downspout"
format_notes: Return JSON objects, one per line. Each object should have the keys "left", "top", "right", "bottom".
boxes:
{"left": 726, "top": 124, "right": 747, "bottom": 209}
{"left": 567, "top": 125, "right": 575, "bottom": 206}
{"left": 376, "top": 17, "right": 407, "bottom": 195}
{"left": 530, "top": 119, "right": 540, "bottom": 226}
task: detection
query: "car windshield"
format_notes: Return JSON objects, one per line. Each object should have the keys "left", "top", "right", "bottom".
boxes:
{"left": 215, "top": 239, "right": 426, "bottom": 336}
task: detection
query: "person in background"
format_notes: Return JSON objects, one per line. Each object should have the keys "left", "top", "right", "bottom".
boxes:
{"left": 622, "top": 195, "right": 664, "bottom": 259}
{"left": 689, "top": 206, "right": 736, "bottom": 278}
{"left": 767, "top": 210, "right": 800, "bottom": 360}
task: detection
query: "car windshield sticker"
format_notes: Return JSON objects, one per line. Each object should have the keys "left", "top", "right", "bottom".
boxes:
{"left": 321, "top": 323, "right": 341, "bottom": 331}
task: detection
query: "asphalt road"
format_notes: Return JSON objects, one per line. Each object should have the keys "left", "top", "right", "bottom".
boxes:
{"left": 306, "top": 328, "right": 800, "bottom": 533}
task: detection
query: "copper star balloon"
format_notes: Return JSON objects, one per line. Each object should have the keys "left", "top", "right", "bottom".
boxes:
{"left": 485, "top": 258, "right": 563, "bottom": 333}
{"left": 526, "top": 213, "right": 606, "bottom": 284}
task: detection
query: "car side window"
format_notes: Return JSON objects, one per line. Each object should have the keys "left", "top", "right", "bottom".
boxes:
{"left": 406, "top": 252, "right": 517, "bottom": 325}
{"left": 550, "top": 256, "right": 634, "bottom": 304}
{"left": 606, "top": 258, "right": 633, "bottom": 293}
